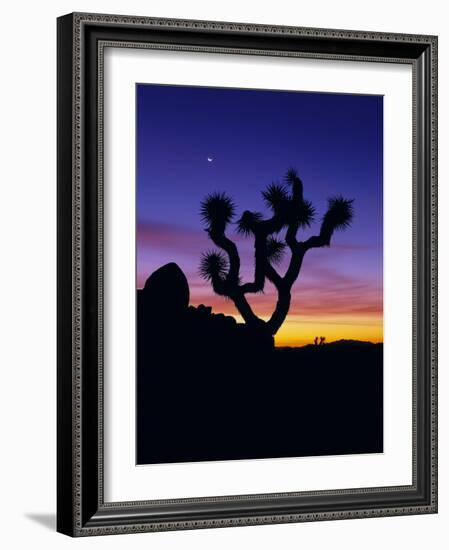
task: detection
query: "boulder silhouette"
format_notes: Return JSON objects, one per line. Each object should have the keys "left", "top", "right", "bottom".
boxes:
{"left": 137, "top": 262, "right": 383, "bottom": 465}
{"left": 138, "top": 263, "right": 274, "bottom": 353}
{"left": 141, "top": 262, "right": 189, "bottom": 317}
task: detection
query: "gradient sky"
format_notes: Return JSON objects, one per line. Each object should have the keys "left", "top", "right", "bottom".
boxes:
{"left": 136, "top": 84, "right": 383, "bottom": 346}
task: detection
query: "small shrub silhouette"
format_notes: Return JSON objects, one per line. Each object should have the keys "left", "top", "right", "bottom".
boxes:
{"left": 314, "top": 336, "right": 326, "bottom": 346}
{"left": 199, "top": 168, "right": 353, "bottom": 340}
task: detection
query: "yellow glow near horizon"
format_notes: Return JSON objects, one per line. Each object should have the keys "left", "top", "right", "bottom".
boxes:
{"left": 274, "top": 317, "right": 383, "bottom": 347}
{"left": 227, "top": 313, "right": 383, "bottom": 347}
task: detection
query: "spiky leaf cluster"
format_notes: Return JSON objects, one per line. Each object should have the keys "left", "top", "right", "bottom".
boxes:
{"left": 262, "top": 183, "right": 290, "bottom": 213}
{"left": 322, "top": 196, "right": 354, "bottom": 232}
{"left": 200, "top": 192, "right": 235, "bottom": 230}
{"left": 293, "top": 199, "right": 315, "bottom": 228}
{"left": 262, "top": 178, "right": 313, "bottom": 227}
{"left": 236, "top": 210, "right": 263, "bottom": 236}
{"left": 199, "top": 250, "right": 228, "bottom": 281}
{"left": 285, "top": 168, "right": 304, "bottom": 203}
{"left": 266, "top": 237, "right": 286, "bottom": 265}
{"left": 284, "top": 168, "right": 301, "bottom": 185}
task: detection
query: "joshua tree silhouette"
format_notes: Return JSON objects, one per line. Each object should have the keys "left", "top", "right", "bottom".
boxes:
{"left": 199, "top": 169, "right": 353, "bottom": 339}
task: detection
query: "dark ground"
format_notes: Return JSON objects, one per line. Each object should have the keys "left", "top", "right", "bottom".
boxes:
{"left": 137, "top": 319, "right": 383, "bottom": 465}
{"left": 136, "top": 263, "right": 383, "bottom": 464}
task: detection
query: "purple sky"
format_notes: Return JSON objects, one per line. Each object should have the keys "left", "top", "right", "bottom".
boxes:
{"left": 136, "top": 84, "right": 383, "bottom": 345}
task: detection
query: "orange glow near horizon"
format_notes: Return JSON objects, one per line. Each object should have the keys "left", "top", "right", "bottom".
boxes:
{"left": 273, "top": 314, "right": 383, "bottom": 347}
{"left": 188, "top": 295, "right": 383, "bottom": 347}
{"left": 138, "top": 231, "right": 384, "bottom": 348}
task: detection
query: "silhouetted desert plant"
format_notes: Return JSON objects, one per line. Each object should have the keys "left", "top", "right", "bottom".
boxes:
{"left": 199, "top": 168, "right": 353, "bottom": 338}
{"left": 313, "top": 336, "right": 326, "bottom": 346}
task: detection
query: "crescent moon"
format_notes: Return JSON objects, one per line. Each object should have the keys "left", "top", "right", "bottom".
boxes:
{"left": 207, "top": 156, "right": 213, "bottom": 162}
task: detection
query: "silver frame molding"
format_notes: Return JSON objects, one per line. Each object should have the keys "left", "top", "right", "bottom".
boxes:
{"left": 57, "top": 12, "right": 438, "bottom": 537}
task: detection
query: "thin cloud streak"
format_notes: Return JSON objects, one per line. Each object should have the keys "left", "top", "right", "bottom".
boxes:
{"left": 137, "top": 222, "right": 382, "bottom": 320}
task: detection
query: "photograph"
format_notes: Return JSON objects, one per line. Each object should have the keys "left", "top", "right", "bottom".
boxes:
{"left": 54, "top": 10, "right": 437, "bottom": 537}
{"left": 136, "top": 84, "right": 384, "bottom": 464}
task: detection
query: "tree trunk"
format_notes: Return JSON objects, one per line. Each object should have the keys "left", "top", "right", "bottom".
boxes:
{"left": 232, "top": 291, "right": 265, "bottom": 328}
{"left": 266, "top": 288, "right": 291, "bottom": 335}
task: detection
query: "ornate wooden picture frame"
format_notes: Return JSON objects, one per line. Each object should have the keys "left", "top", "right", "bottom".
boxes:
{"left": 57, "top": 12, "right": 437, "bottom": 537}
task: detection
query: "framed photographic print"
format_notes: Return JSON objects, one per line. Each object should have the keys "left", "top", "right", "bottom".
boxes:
{"left": 57, "top": 12, "right": 438, "bottom": 536}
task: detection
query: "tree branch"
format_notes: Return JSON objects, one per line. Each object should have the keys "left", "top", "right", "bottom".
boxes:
{"left": 300, "top": 234, "right": 329, "bottom": 251}
{"left": 207, "top": 228, "right": 265, "bottom": 327}
{"left": 265, "top": 175, "right": 308, "bottom": 333}
{"left": 208, "top": 228, "right": 241, "bottom": 287}
{"left": 238, "top": 211, "right": 284, "bottom": 295}
{"left": 239, "top": 231, "right": 267, "bottom": 294}
{"left": 264, "top": 261, "right": 284, "bottom": 289}
{"left": 232, "top": 291, "right": 266, "bottom": 327}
